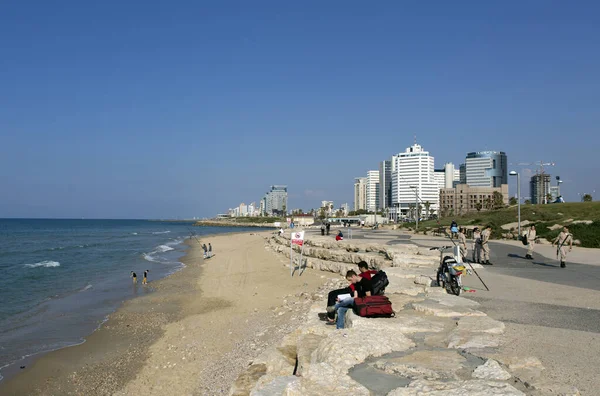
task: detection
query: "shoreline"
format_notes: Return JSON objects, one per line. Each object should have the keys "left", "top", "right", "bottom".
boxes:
{"left": 0, "top": 236, "right": 206, "bottom": 395}
{"left": 0, "top": 229, "right": 327, "bottom": 395}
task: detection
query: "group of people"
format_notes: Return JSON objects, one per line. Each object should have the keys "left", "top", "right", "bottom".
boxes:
{"left": 325, "top": 261, "right": 377, "bottom": 329}
{"left": 130, "top": 270, "right": 150, "bottom": 285}
{"left": 202, "top": 243, "right": 213, "bottom": 258}
{"left": 453, "top": 221, "right": 574, "bottom": 268}
{"left": 456, "top": 225, "right": 493, "bottom": 265}
{"left": 320, "top": 222, "right": 331, "bottom": 236}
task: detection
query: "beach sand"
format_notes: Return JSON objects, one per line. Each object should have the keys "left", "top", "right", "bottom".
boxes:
{"left": 0, "top": 231, "right": 327, "bottom": 395}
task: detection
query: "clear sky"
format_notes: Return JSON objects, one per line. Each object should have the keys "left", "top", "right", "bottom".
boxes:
{"left": 1, "top": 1, "right": 599, "bottom": 219}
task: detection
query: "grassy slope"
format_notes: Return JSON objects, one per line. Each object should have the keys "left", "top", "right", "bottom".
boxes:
{"left": 412, "top": 202, "right": 600, "bottom": 248}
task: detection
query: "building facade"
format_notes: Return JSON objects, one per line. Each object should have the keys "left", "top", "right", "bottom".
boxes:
{"left": 379, "top": 160, "right": 393, "bottom": 210}
{"left": 439, "top": 184, "right": 509, "bottom": 216}
{"left": 530, "top": 173, "right": 551, "bottom": 204}
{"left": 366, "top": 170, "right": 380, "bottom": 213}
{"left": 353, "top": 177, "right": 367, "bottom": 211}
{"left": 464, "top": 151, "right": 507, "bottom": 187}
{"left": 263, "top": 185, "right": 288, "bottom": 215}
{"left": 390, "top": 144, "right": 439, "bottom": 218}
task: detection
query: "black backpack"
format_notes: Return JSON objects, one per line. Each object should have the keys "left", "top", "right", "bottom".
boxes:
{"left": 371, "top": 271, "right": 389, "bottom": 296}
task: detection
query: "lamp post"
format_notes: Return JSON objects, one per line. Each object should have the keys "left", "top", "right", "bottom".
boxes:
{"left": 410, "top": 185, "right": 418, "bottom": 230}
{"left": 510, "top": 171, "right": 521, "bottom": 237}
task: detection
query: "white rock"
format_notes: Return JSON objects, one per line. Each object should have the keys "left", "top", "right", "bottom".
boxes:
{"left": 388, "top": 379, "right": 525, "bottom": 395}
{"left": 472, "top": 359, "right": 512, "bottom": 380}
{"left": 250, "top": 376, "right": 299, "bottom": 395}
{"left": 455, "top": 316, "right": 505, "bottom": 335}
{"left": 311, "top": 328, "right": 415, "bottom": 372}
{"left": 412, "top": 300, "right": 486, "bottom": 318}
{"left": 372, "top": 350, "right": 467, "bottom": 380}
{"left": 286, "top": 363, "right": 370, "bottom": 396}
{"left": 447, "top": 332, "right": 502, "bottom": 349}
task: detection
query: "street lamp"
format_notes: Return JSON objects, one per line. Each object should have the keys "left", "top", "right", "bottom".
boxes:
{"left": 409, "top": 185, "right": 418, "bottom": 230}
{"left": 509, "top": 171, "right": 521, "bottom": 238}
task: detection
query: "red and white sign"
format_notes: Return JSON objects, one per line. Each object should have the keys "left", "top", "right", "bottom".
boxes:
{"left": 291, "top": 231, "right": 305, "bottom": 246}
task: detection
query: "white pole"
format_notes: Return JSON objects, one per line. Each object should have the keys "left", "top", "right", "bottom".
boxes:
{"left": 415, "top": 188, "right": 419, "bottom": 231}
{"left": 517, "top": 173, "right": 521, "bottom": 237}
{"left": 290, "top": 238, "right": 294, "bottom": 276}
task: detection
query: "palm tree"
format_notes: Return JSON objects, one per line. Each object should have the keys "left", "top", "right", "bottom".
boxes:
{"left": 583, "top": 194, "right": 593, "bottom": 202}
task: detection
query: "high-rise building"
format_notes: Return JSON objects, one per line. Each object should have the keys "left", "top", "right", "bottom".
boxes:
{"left": 434, "top": 169, "right": 446, "bottom": 190}
{"left": 464, "top": 151, "right": 508, "bottom": 187}
{"left": 459, "top": 163, "right": 467, "bottom": 184}
{"left": 434, "top": 163, "right": 459, "bottom": 191}
{"left": 379, "top": 160, "right": 393, "bottom": 210}
{"left": 530, "top": 173, "right": 551, "bottom": 204}
{"left": 353, "top": 177, "right": 367, "bottom": 211}
{"left": 390, "top": 144, "right": 439, "bottom": 218}
{"left": 366, "top": 170, "right": 380, "bottom": 213}
{"left": 263, "top": 185, "right": 288, "bottom": 215}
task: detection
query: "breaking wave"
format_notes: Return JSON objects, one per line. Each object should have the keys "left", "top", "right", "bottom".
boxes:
{"left": 24, "top": 261, "right": 61, "bottom": 268}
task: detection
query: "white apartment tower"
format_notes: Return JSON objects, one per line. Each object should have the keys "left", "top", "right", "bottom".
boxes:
{"left": 391, "top": 144, "right": 439, "bottom": 218}
{"left": 353, "top": 177, "right": 367, "bottom": 211}
{"left": 366, "top": 170, "right": 380, "bottom": 213}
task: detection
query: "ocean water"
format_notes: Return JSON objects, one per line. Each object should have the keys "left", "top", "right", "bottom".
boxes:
{"left": 0, "top": 219, "right": 256, "bottom": 381}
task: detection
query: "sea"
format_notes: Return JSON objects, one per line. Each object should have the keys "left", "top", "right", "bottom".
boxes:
{"left": 0, "top": 218, "right": 258, "bottom": 381}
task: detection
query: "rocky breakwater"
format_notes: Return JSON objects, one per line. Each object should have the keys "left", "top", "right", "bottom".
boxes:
{"left": 194, "top": 220, "right": 277, "bottom": 228}
{"left": 229, "top": 235, "right": 580, "bottom": 395}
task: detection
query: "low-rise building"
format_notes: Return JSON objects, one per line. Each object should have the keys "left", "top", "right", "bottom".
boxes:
{"left": 439, "top": 184, "right": 509, "bottom": 216}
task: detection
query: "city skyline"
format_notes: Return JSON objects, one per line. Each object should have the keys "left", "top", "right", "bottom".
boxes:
{"left": 1, "top": 2, "right": 598, "bottom": 219}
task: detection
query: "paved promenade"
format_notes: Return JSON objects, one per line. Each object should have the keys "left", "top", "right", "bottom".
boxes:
{"left": 326, "top": 226, "right": 600, "bottom": 395}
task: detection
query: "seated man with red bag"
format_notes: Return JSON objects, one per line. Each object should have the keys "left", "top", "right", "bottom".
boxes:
{"left": 326, "top": 270, "right": 372, "bottom": 329}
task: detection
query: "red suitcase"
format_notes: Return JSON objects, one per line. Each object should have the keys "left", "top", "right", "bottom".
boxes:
{"left": 353, "top": 295, "right": 394, "bottom": 318}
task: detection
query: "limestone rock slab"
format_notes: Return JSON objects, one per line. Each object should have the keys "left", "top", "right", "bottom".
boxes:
{"left": 287, "top": 363, "right": 370, "bottom": 396}
{"left": 472, "top": 359, "right": 512, "bottom": 380}
{"left": 412, "top": 300, "right": 486, "bottom": 318}
{"left": 388, "top": 379, "right": 525, "bottom": 395}
{"left": 311, "top": 328, "right": 415, "bottom": 372}
{"left": 456, "top": 315, "right": 505, "bottom": 335}
{"left": 250, "top": 376, "right": 298, "bottom": 396}
{"left": 447, "top": 331, "right": 502, "bottom": 349}
{"left": 372, "top": 350, "right": 467, "bottom": 381}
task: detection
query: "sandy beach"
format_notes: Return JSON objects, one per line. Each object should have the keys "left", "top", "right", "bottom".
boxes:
{"left": 0, "top": 231, "right": 327, "bottom": 395}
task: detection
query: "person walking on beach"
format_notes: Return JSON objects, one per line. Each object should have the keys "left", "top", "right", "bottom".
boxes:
{"left": 208, "top": 243, "right": 213, "bottom": 258}
{"left": 202, "top": 244, "right": 208, "bottom": 258}
{"left": 472, "top": 227, "right": 482, "bottom": 263}
{"left": 142, "top": 269, "right": 149, "bottom": 284}
{"left": 524, "top": 225, "right": 536, "bottom": 260}
{"left": 326, "top": 223, "right": 331, "bottom": 235}
{"left": 320, "top": 223, "right": 325, "bottom": 236}
{"left": 481, "top": 225, "right": 493, "bottom": 265}
{"left": 131, "top": 271, "right": 137, "bottom": 284}
{"left": 552, "top": 226, "right": 573, "bottom": 268}
{"left": 458, "top": 228, "right": 468, "bottom": 261}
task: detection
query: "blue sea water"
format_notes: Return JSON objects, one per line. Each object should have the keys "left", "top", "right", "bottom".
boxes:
{"left": 0, "top": 219, "right": 255, "bottom": 381}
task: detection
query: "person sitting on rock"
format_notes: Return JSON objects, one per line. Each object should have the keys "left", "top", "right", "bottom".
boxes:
{"left": 326, "top": 270, "right": 372, "bottom": 329}
{"left": 335, "top": 230, "right": 344, "bottom": 241}
{"left": 358, "top": 261, "right": 378, "bottom": 280}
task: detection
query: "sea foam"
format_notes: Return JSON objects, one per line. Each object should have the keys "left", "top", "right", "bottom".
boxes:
{"left": 25, "top": 261, "right": 61, "bottom": 268}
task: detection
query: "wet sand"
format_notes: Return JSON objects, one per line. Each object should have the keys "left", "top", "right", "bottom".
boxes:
{"left": 0, "top": 231, "right": 326, "bottom": 395}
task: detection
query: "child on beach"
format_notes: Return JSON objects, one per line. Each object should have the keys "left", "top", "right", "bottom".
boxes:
{"left": 131, "top": 271, "right": 137, "bottom": 284}
{"left": 142, "top": 270, "right": 149, "bottom": 284}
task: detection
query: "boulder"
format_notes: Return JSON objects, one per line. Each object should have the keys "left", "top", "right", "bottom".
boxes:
{"left": 388, "top": 379, "right": 525, "bottom": 395}
{"left": 412, "top": 300, "right": 486, "bottom": 318}
{"left": 472, "top": 359, "right": 512, "bottom": 380}
{"left": 346, "top": 311, "right": 447, "bottom": 334}
{"left": 372, "top": 350, "right": 467, "bottom": 381}
{"left": 287, "top": 363, "right": 370, "bottom": 396}
{"left": 455, "top": 316, "right": 505, "bottom": 335}
{"left": 311, "top": 328, "right": 415, "bottom": 372}
{"left": 447, "top": 332, "right": 502, "bottom": 349}
{"left": 250, "top": 376, "right": 298, "bottom": 396}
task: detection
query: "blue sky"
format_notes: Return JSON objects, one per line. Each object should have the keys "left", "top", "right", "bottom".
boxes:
{"left": 1, "top": 1, "right": 599, "bottom": 218}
